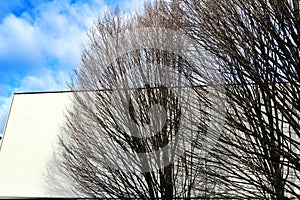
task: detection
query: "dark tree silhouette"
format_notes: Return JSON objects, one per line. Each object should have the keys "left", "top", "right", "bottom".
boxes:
{"left": 57, "top": 0, "right": 300, "bottom": 198}
{"left": 58, "top": 6, "right": 223, "bottom": 198}
{"left": 169, "top": 0, "right": 300, "bottom": 198}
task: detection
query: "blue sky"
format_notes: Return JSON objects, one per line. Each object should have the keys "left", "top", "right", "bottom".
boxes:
{"left": 0, "top": 0, "right": 146, "bottom": 133}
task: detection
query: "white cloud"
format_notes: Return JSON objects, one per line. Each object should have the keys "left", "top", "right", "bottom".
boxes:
{"left": 16, "top": 69, "right": 69, "bottom": 92}
{"left": 0, "top": 0, "right": 145, "bottom": 75}
{"left": 119, "top": 0, "right": 146, "bottom": 12}
{"left": 0, "top": 96, "right": 11, "bottom": 134}
{"left": 0, "top": 0, "right": 107, "bottom": 72}
{"left": 0, "top": 14, "right": 45, "bottom": 68}
{"left": 34, "top": 0, "right": 110, "bottom": 70}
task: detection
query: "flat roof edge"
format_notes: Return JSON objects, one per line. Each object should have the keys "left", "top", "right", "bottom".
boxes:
{"left": 14, "top": 90, "right": 72, "bottom": 95}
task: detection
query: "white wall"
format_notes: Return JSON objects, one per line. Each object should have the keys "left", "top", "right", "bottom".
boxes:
{"left": 0, "top": 92, "right": 75, "bottom": 198}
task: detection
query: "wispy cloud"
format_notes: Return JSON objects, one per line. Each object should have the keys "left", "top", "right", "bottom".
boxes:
{"left": 0, "top": 0, "right": 146, "bottom": 133}
{"left": 0, "top": 96, "right": 11, "bottom": 134}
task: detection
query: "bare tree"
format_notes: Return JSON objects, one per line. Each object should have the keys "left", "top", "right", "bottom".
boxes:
{"left": 169, "top": 0, "right": 300, "bottom": 198}
{"left": 58, "top": 6, "right": 224, "bottom": 199}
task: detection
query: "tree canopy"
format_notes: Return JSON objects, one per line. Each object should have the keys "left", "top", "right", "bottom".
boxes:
{"left": 58, "top": 1, "right": 300, "bottom": 199}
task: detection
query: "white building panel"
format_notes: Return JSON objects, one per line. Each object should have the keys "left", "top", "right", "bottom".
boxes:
{"left": 0, "top": 92, "right": 75, "bottom": 198}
